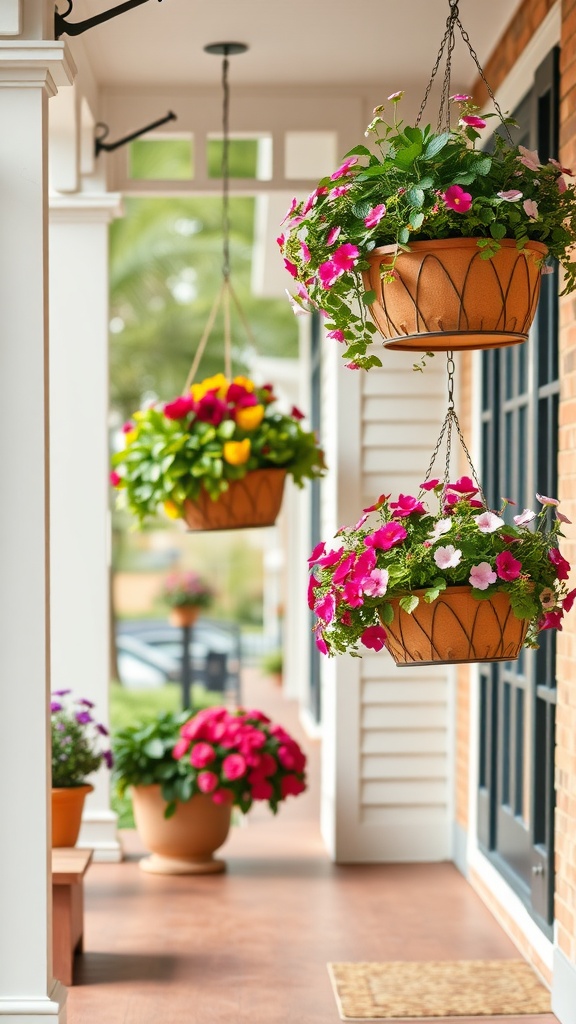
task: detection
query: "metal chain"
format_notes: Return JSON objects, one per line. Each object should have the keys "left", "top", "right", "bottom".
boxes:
{"left": 416, "top": 0, "right": 513, "bottom": 139}
{"left": 420, "top": 354, "right": 488, "bottom": 509}
{"left": 221, "top": 52, "right": 231, "bottom": 281}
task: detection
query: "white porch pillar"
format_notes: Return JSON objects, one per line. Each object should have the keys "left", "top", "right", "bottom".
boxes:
{"left": 0, "top": 29, "right": 74, "bottom": 1024}
{"left": 49, "top": 193, "right": 123, "bottom": 862}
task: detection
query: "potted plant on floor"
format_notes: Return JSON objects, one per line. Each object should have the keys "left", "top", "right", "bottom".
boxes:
{"left": 111, "top": 373, "right": 325, "bottom": 530}
{"left": 309, "top": 482, "right": 575, "bottom": 666}
{"left": 51, "top": 691, "right": 113, "bottom": 847}
{"left": 112, "top": 705, "right": 307, "bottom": 874}
{"left": 162, "top": 570, "right": 213, "bottom": 628}
{"left": 280, "top": 93, "right": 576, "bottom": 368}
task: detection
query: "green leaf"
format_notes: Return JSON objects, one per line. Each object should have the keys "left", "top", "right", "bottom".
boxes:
{"left": 470, "top": 587, "right": 494, "bottom": 602}
{"left": 143, "top": 738, "right": 166, "bottom": 759}
{"left": 399, "top": 227, "right": 410, "bottom": 244}
{"left": 362, "top": 289, "right": 376, "bottom": 305}
{"left": 380, "top": 602, "right": 394, "bottom": 626}
{"left": 164, "top": 801, "right": 177, "bottom": 820}
{"left": 399, "top": 594, "right": 419, "bottom": 614}
{"left": 407, "top": 187, "right": 425, "bottom": 209}
{"left": 395, "top": 141, "right": 423, "bottom": 169}
{"left": 475, "top": 156, "right": 492, "bottom": 175}
{"left": 352, "top": 201, "right": 372, "bottom": 219}
{"left": 490, "top": 222, "right": 507, "bottom": 240}
{"left": 423, "top": 133, "right": 450, "bottom": 160}
{"left": 344, "top": 144, "right": 372, "bottom": 158}
{"left": 410, "top": 212, "right": 425, "bottom": 230}
{"left": 403, "top": 126, "right": 423, "bottom": 145}
{"left": 418, "top": 176, "right": 434, "bottom": 189}
{"left": 452, "top": 173, "right": 475, "bottom": 185}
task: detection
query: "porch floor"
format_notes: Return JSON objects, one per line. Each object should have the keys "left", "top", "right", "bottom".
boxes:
{"left": 68, "top": 671, "right": 557, "bottom": 1024}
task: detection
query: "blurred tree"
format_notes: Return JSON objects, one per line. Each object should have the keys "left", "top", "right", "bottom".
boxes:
{"left": 109, "top": 193, "right": 298, "bottom": 418}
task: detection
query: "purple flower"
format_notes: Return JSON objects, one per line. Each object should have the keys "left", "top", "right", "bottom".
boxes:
{"left": 51, "top": 701, "right": 63, "bottom": 714}
{"left": 52, "top": 689, "right": 72, "bottom": 697}
{"left": 96, "top": 723, "right": 109, "bottom": 736}
{"left": 75, "top": 711, "right": 93, "bottom": 725}
{"left": 77, "top": 698, "right": 95, "bottom": 708}
{"left": 103, "top": 750, "right": 114, "bottom": 769}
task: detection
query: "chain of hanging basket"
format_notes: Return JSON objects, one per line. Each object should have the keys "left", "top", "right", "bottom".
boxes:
{"left": 420, "top": 353, "right": 487, "bottom": 509}
{"left": 416, "top": 0, "right": 513, "bottom": 142}
{"left": 183, "top": 43, "right": 255, "bottom": 393}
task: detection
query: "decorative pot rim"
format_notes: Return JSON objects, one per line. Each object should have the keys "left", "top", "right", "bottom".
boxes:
{"left": 51, "top": 783, "right": 94, "bottom": 794}
{"left": 369, "top": 238, "right": 549, "bottom": 258}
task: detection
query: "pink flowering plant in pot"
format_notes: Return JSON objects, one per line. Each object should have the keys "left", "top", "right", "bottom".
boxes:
{"left": 162, "top": 570, "right": 213, "bottom": 610}
{"left": 309, "top": 480, "right": 575, "bottom": 657}
{"left": 113, "top": 706, "right": 307, "bottom": 819}
{"left": 280, "top": 92, "right": 576, "bottom": 369}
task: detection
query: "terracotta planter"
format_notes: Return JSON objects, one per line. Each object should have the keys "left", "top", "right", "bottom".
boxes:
{"left": 183, "top": 468, "right": 286, "bottom": 531}
{"left": 132, "top": 785, "right": 232, "bottom": 875}
{"left": 169, "top": 605, "right": 200, "bottom": 628}
{"left": 382, "top": 585, "right": 529, "bottom": 666}
{"left": 362, "top": 238, "right": 548, "bottom": 352}
{"left": 51, "top": 784, "right": 93, "bottom": 848}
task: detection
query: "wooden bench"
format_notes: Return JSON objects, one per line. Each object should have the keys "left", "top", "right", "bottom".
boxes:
{"left": 52, "top": 848, "right": 93, "bottom": 985}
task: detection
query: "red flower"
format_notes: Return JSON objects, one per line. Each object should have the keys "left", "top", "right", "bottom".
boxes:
{"left": 250, "top": 777, "right": 274, "bottom": 801}
{"left": 495, "top": 551, "right": 522, "bottom": 581}
{"left": 109, "top": 470, "right": 122, "bottom": 487}
{"left": 539, "top": 610, "right": 564, "bottom": 631}
{"left": 222, "top": 753, "right": 247, "bottom": 781}
{"left": 291, "top": 405, "right": 305, "bottom": 421}
{"left": 548, "top": 547, "right": 571, "bottom": 581}
{"left": 360, "top": 625, "right": 387, "bottom": 651}
{"left": 563, "top": 588, "right": 576, "bottom": 614}
{"left": 281, "top": 775, "right": 306, "bottom": 798}
{"left": 190, "top": 742, "right": 216, "bottom": 768}
{"left": 164, "top": 395, "right": 195, "bottom": 420}
{"left": 195, "top": 392, "right": 228, "bottom": 426}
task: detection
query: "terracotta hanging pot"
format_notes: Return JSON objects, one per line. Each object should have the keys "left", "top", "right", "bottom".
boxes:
{"left": 362, "top": 238, "right": 548, "bottom": 352}
{"left": 132, "top": 785, "right": 232, "bottom": 875}
{"left": 51, "top": 784, "right": 93, "bottom": 848}
{"left": 382, "top": 585, "right": 529, "bottom": 666}
{"left": 169, "top": 605, "right": 201, "bottom": 629}
{"left": 183, "top": 467, "right": 287, "bottom": 531}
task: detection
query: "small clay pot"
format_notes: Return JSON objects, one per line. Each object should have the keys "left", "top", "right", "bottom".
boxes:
{"left": 132, "top": 785, "right": 232, "bottom": 875}
{"left": 51, "top": 784, "right": 93, "bottom": 848}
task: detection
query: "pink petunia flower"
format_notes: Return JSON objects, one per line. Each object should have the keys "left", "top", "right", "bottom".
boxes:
{"left": 557, "top": 175, "right": 567, "bottom": 193}
{"left": 365, "top": 204, "right": 387, "bottom": 228}
{"left": 475, "top": 511, "right": 505, "bottom": 534}
{"left": 284, "top": 258, "right": 299, "bottom": 279}
{"left": 443, "top": 185, "right": 472, "bottom": 213}
{"left": 354, "top": 548, "right": 377, "bottom": 576}
{"left": 388, "top": 91, "right": 405, "bottom": 101}
{"left": 537, "top": 493, "right": 560, "bottom": 507}
{"left": 469, "top": 562, "right": 497, "bottom": 590}
{"left": 315, "top": 632, "right": 329, "bottom": 655}
{"left": 362, "top": 568, "right": 389, "bottom": 598}
{"left": 495, "top": 550, "right": 522, "bottom": 581}
{"left": 346, "top": 362, "right": 361, "bottom": 369}
{"left": 389, "top": 494, "right": 426, "bottom": 517}
{"left": 307, "top": 574, "right": 319, "bottom": 610}
{"left": 333, "top": 553, "right": 356, "bottom": 584}
{"left": 518, "top": 145, "right": 541, "bottom": 171}
{"left": 342, "top": 581, "right": 364, "bottom": 607}
{"left": 450, "top": 93, "right": 472, "bottom": 102}
{"left": 222, "top": 754, "right": 247, "bottom": 781}
{"left": 316, "top": 546, "right": 344, "bottom": 568}
{"left": 434, "top": 545, "right": 462, "bottom": 569}
{"left": 420, "top": 478, "right": 440, "bottom": 491}
{"left": 365, "top": 522, "right": 408, "bottom": 550}
{"left": 281, "top": 198, "right": 298, "bottom": 224}
{"left": 314, "top": 592, "right": 336, "bottom": 624}
{"left": 110, "top": 470, "right": 122, "bottom": 487}
{"left": 308, "top": 541, "right": 326, "bottom": 564}
{"left": 360, "top": 625, "right": 387, "bottom": 651}
{"left": 523, "top": 199, "right": 539, "bottom": 220}
{"left": 326, "top": 328, "right": 346, "bottom": 342}
{"left": 498, "top": 189, "right": 523, "bottom": 201}
{"left": 449, "top": 475, "right": 478, "bottom": 495}
{"left": 300, "top": 242, "right": 311, "bottom": 262}
{"left": 326, "top": 226, "right": 341, "bottom": 246}
{"left": 332, "top": 243, "right": 360, "bottom": 271}
{"left": 549, "top": 157, "right": 574, "bottom": 176}
{"left": 557, "top": 510, "right": 572, "bottom": 525}
{"left": 329, "top": 184, "right": 353, "bottom": 200}
{"left": 548, "top": 547, "right": 571, "bottom": 581}
{"left": 318, "top": 260, "right": 343, "bottom": 289}
{"left": 330, "top": 156, "right": 358, "bottom": 181}
{"left": 563, "top": 588, "right": 576, "bottom": 613}
{"left": 460, "top": 115, "right": 486, "bottom": 129}
{"left": 190, "top": 742, "right": 216, "bottom": 769}
{"left": 514, "top": 508, "right": 536, "bottom": 526}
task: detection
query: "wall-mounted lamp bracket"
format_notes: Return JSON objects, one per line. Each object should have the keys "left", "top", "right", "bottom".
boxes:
{"left": 55, "top": 0, "right": 163, "bottom": 40}
{"left": 94, "top": 110, "right": 177, "bottom": 157}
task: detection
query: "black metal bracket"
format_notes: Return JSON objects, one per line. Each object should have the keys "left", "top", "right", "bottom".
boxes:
{"left": 55, "top": 0, "right": 163, "bottom": 40}
{"left": 94, "top": 110, "right": 177, "bottom": 157}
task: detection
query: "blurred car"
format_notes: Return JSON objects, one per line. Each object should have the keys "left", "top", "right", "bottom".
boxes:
{"left": 115, "top": 619, "right": 241, "bottom": 697}
{"left": 115, "top": 633, "right": 179, "bottom": 689}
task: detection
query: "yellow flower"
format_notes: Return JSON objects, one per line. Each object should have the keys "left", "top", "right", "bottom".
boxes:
{"left": 233, "top": 375, "right": 254, "bottom": 393}
{"left": 223, "top": 439, "right": 251, "bottom": 465}
{"left": 124, "top": 429, "right": 138, "bottom": 446}
{"left": 195, "top": 372, "right": 229, "bottom": 401}
{"left": 163, "top": 500, "right": 181, "bottom": 519}
{"left": 235, "top": 404, "right": 264, "bottom": 431}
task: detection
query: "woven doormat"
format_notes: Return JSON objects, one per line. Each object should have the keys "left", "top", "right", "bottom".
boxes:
{"left": 328, "top": 960, "right": 551, "bottom": 1020}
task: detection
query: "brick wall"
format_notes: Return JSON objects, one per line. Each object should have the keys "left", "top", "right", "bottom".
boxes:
{"left": 556, "top": 0, "right": 576, "bottom": 965}
{"left": 472, "top": 0, "right": 558, "bottom": 106}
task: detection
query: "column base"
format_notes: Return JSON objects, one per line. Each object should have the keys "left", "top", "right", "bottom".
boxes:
{"left": 552, "top": 948, "right": 576, "bottom": 1024}
{"left": 77, "top": 811, "right": 122, "bottom": 863}
{"left": 0, "top": 980, "right": 66, "bottom": 1022}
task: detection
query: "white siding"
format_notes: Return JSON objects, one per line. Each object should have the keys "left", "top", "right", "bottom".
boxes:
{"left": 320, "top": 342, "right": 454, "bottom": 863}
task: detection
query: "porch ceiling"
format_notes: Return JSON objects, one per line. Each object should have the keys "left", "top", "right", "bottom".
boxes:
{"left": 72, "top": 0, "right": 520, "bottom": 91}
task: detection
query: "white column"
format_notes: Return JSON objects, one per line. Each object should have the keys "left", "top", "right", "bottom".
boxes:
{"left": 49, "top": 193, "right": 123, "bottom": 863}
{"left": 0, "top": 34, "right": 74, "bottom": 1024}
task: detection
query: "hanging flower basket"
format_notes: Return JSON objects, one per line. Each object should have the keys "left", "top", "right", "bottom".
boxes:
{"left": 362, "top": 238, "right": 548, "bottom": 352}
{"left": 382, "top": 585, "right": 529, "bottom": 666}
{"left": 111, "top": 375, "right": 324, "bottom": 531}
{"left": 183, "top": 467, "right": 287, "bottom": 531}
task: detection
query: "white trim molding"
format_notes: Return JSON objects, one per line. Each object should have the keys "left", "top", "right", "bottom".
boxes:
{"left": 552, "top": 949, "right": 576, "bottom": 1024}
{"left": 0, "top": 981, "right": 66, "bottom": 1021}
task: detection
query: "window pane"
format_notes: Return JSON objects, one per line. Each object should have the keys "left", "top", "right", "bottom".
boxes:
{"left": 129, "top": 138, "right": 193, "bottom": 180}
{"left": 207, "top": 138, "right": 270, "bottom": 179}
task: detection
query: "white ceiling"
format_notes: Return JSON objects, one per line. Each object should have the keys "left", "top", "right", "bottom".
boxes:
{"left": 69, "top": 0, "right": 521, "bottom": 92}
